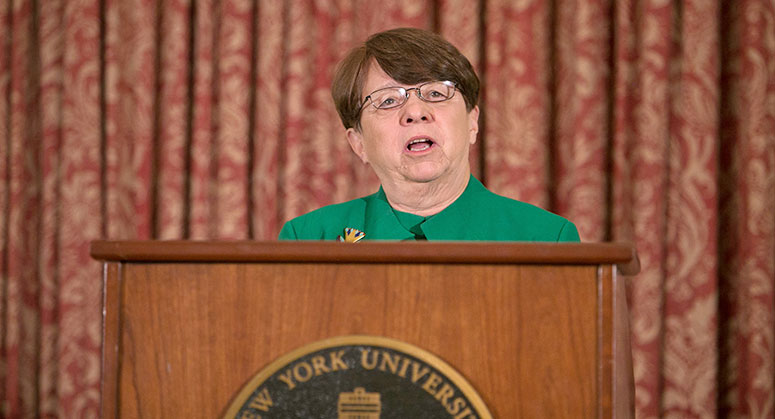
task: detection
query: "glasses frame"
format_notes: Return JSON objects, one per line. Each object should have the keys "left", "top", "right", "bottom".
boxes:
{"left": 357, "top": 80, "right": 458, "bottom": 116}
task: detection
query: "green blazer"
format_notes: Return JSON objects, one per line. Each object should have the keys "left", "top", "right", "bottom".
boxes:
{"left": 278, "top": 175, "right": 580, "bottom": 242}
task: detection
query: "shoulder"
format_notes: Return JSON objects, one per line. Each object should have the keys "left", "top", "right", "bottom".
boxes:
{"left": 472, "top": 185, "right": 580, "bottom": 242}
{"left": 278, "top": 195, "right": 372, "bottom": 240}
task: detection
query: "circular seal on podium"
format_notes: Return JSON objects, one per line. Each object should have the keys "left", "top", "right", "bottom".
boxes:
{"left": 222, "top": 335, "right": 492, "bottom": 419}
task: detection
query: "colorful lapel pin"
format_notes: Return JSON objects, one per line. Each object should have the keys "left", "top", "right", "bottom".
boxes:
{"left": 337, "top": 227, "right": 365, "bottom": 243}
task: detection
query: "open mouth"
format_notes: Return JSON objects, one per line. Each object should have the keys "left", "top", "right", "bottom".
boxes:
{"left": 406, "top": 138, "right": 435, "bottom": 152}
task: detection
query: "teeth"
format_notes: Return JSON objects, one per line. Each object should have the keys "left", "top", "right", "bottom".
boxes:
{"left": 407, "top": 138, "right": 433, "bottom": 151}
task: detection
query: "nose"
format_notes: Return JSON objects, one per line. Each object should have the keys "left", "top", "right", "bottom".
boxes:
{"left": 399, "top": 92, "right": 434, "bottom": 126}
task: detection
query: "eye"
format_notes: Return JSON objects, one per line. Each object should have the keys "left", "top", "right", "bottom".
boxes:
{"left": 371, "top": 89, "right": 405, "bottom": 109}
{"left": 379, "top": 97, "right": 397, "bottom": 107}
{"left": 421, "top": 83, "right": 453, "bottom": 101}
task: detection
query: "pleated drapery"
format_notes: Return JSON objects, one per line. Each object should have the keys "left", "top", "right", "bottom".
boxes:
{"left": 1, "top": 1, "right": 774, "bottom": 418}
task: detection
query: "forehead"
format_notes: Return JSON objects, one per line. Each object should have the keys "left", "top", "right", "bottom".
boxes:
{"left": 361, "top": 61, "right": 410, "bottom": 96}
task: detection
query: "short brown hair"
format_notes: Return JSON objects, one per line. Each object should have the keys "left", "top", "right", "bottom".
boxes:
{"left": 332, "top": 27, "right": 480, "bottom": 130}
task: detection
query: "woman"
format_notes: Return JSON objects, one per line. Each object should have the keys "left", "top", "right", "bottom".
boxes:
{"left": 279, "top": 28, "right": 579, "bottom": 242}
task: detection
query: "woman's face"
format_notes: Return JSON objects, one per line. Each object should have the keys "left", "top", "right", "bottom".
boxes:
{"left": 346, "top": 61, "right": 479, "bottom": 189}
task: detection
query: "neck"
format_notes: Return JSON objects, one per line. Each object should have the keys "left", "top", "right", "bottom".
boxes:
{"left": 382, "top": 170, "right": 471, "bottom": 217}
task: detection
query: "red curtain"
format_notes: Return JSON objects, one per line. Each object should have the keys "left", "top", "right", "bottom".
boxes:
{"left": 2, "top": 0, "right": 773, "bottom": 417}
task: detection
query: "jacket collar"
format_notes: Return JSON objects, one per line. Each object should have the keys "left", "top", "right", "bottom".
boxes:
{"left": 363, "top": 175, "right": 486, "bottom": 241}
{"left": 364, "top": 187, "right": 416, "bottom": 240}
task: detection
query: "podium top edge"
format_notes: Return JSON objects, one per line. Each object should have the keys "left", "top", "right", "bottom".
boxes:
{"left": 90, "top": 241, "right": 640, "bottom": 275}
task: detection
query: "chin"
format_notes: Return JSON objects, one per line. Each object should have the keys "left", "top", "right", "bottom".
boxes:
{"left": 402, "top": 166, "right": 447, "bottom": 184}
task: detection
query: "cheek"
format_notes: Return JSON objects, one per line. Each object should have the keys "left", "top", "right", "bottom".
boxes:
{"left": 448, "top": 119, "right": 475, "bottom": 146}
{"left": 361, "top": 136, "right": 394, "bottom": 163}
{"left": 363, "top": 126, "right": 401, "bottom": 154}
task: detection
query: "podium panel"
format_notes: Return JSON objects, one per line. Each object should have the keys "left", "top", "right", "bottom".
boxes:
{"left": 92, "top": 241, "right": 637, "bottom": 418}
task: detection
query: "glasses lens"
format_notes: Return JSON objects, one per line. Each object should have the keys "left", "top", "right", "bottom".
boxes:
{"left": 420, "top": 81, "right": 455, "bottom": 102}
{"left": 365, "top": 81, "right": 456, "bottom": 110}
{"left": 370, "top": 88, "right": 407, "bottom": 109}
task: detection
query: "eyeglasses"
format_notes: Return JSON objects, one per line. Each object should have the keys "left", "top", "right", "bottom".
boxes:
{"left": 359, "top": 80, "right": 457, "bottom": 113}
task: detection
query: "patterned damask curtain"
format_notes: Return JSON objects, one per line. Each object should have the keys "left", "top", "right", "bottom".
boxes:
{"left": 1, "top": 0, "right": 773, "bottom": 417}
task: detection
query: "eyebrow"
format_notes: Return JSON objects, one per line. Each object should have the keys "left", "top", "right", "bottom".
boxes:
{"left": 369, "top": 83, "right": 403, "bottom": 92}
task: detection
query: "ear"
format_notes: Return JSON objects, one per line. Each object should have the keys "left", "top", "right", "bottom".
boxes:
{"left": 467, "top": 105, "right": 480, "bottom": 145}
{"left": 346, "top": 128, "right": 369, "bottom": 164}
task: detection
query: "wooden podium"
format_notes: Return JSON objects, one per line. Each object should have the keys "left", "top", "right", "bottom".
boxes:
{"left": 91, "top": 241, "right": 638, "bottom": 418}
